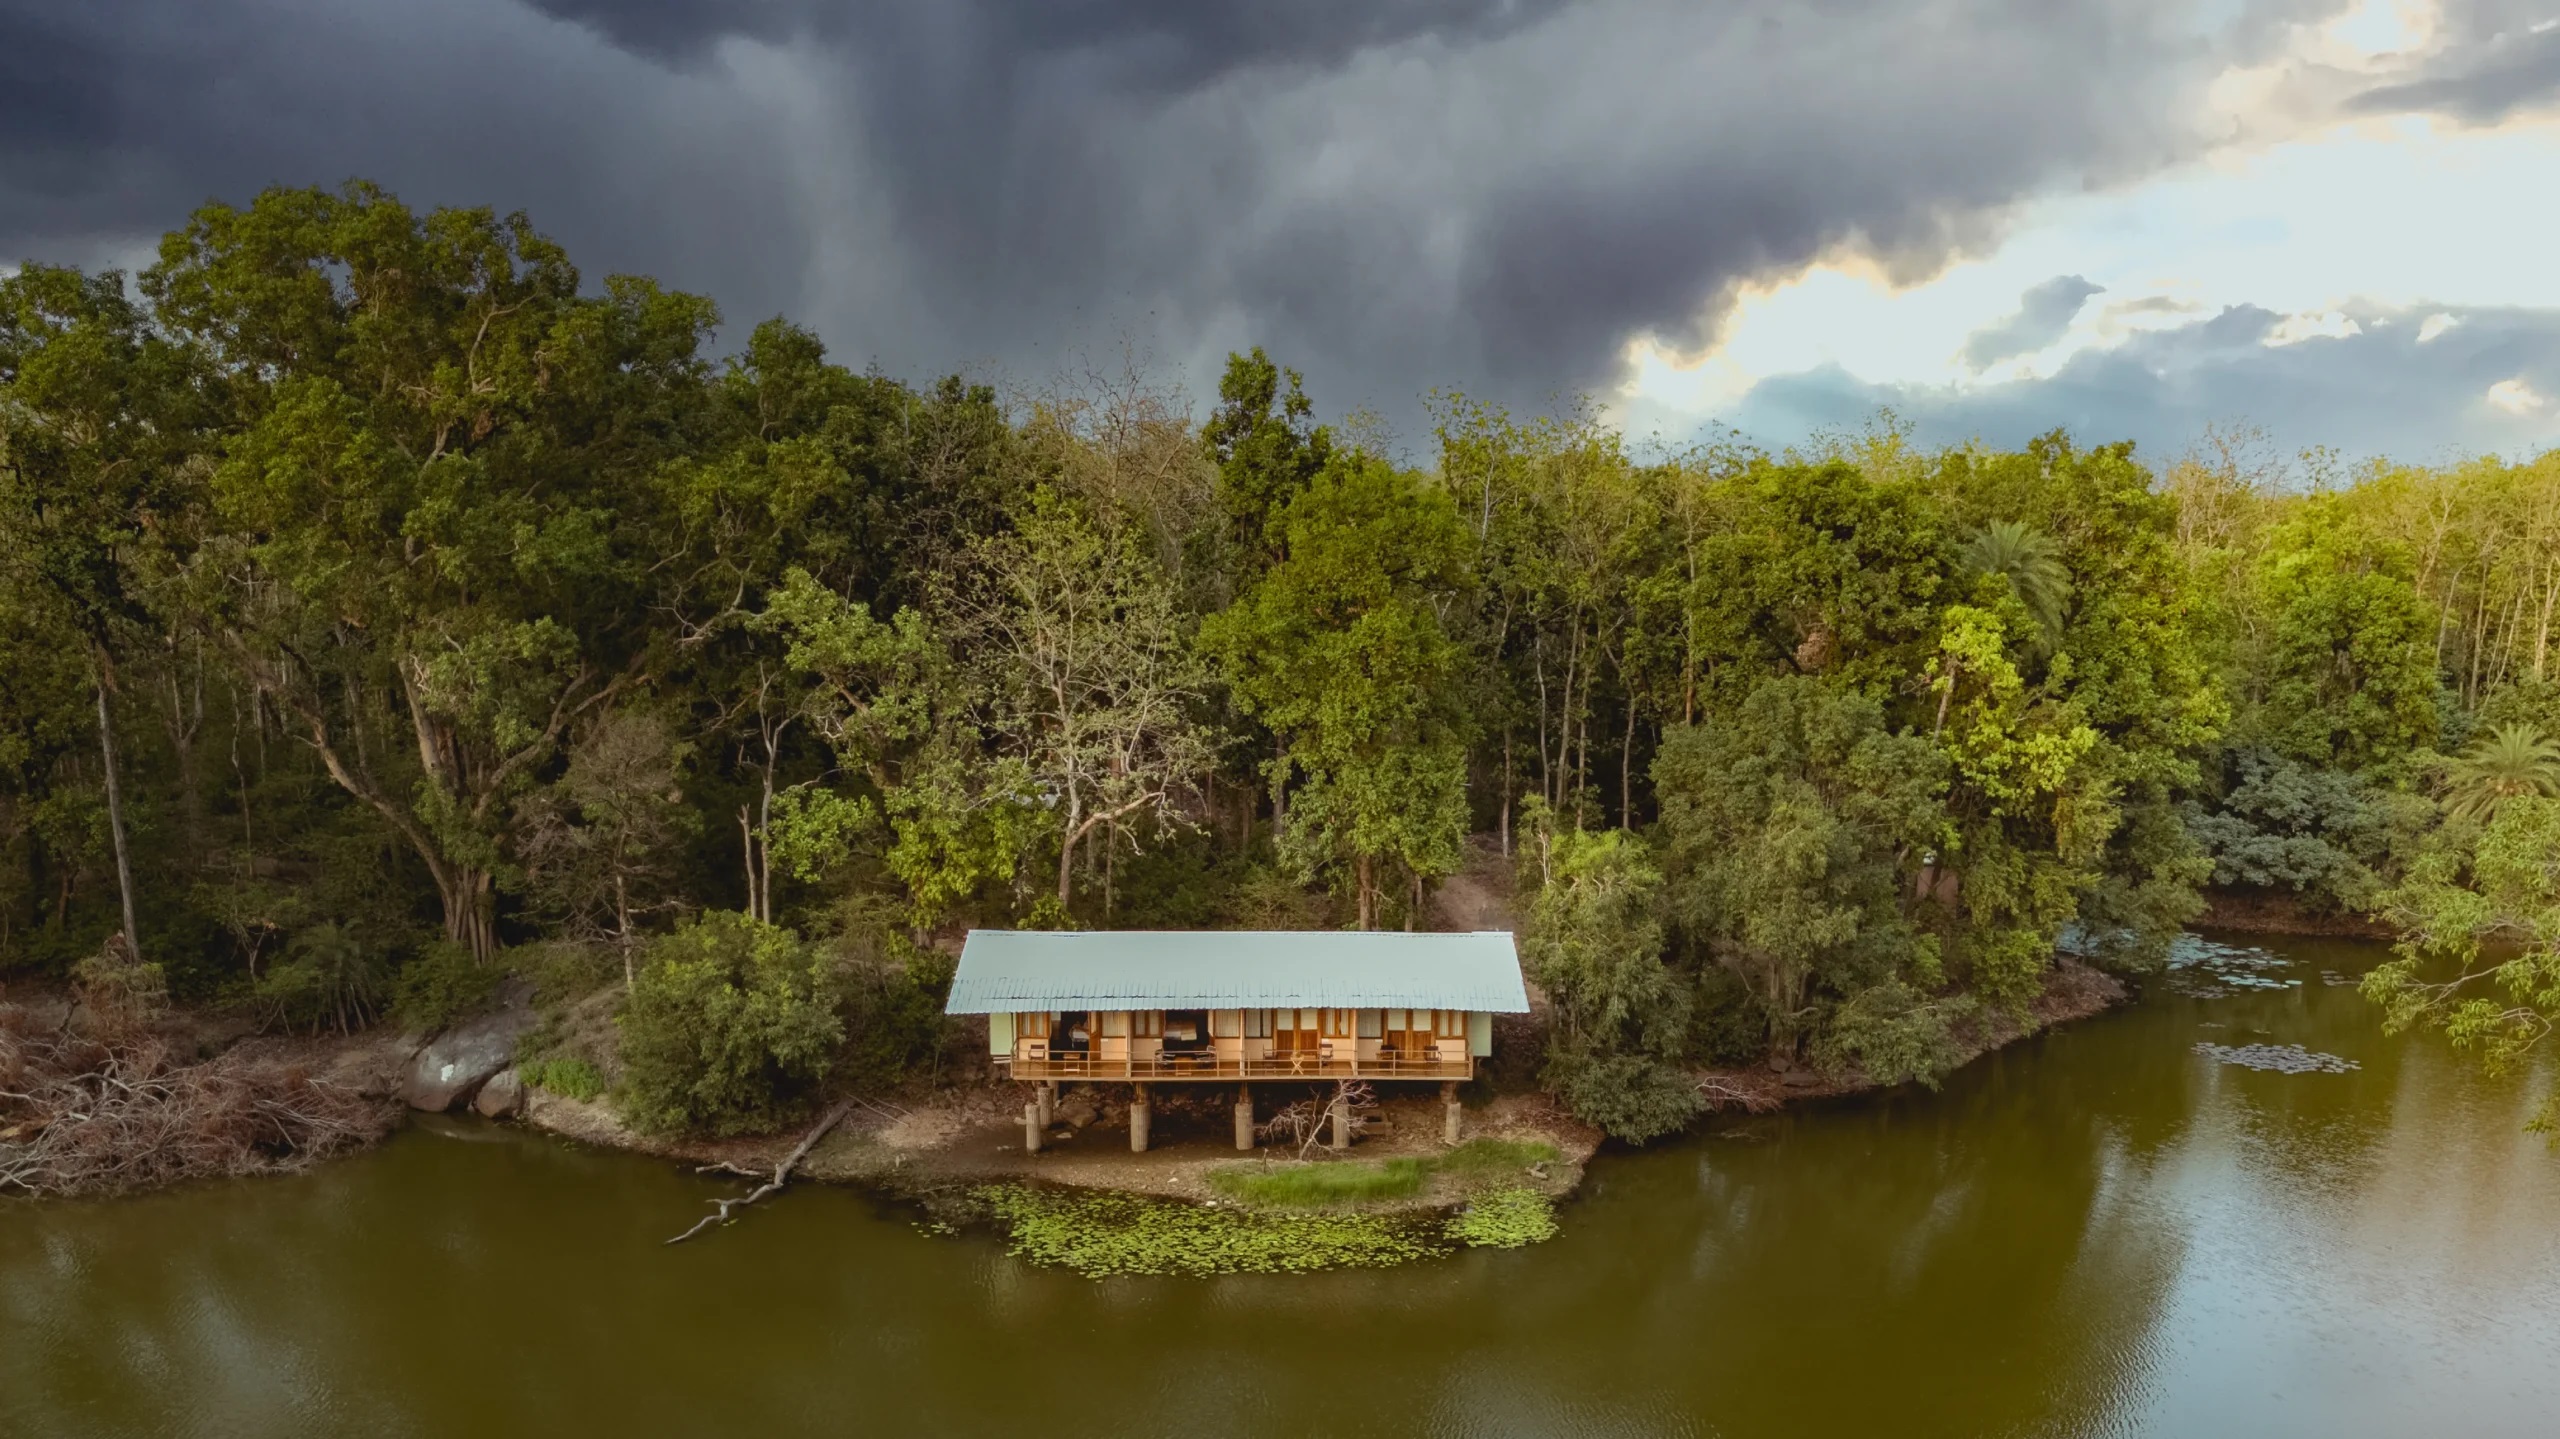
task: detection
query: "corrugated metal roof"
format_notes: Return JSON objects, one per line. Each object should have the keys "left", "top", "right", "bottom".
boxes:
{"left": 944, "top": 930, "right": 1529, "bottom": 1014}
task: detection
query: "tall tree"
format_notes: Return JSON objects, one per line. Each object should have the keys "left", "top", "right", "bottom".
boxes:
{"left": 153, "top": 183, "right": 716, "bottom": 961}
{"left": 1203, "top": 455, "right": 1472, "bottom": 927}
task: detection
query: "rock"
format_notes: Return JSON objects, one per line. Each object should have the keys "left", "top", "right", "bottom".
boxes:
{"left": 1778, "top": 1069, "right": 1823, "bottom": 1089}
{"left": 401, "top": 1007, "right": 535, "bottom": 1112}
{"left": 473, "top": 1068, "right": 525, "bottom": 1119}
{"left": 1056, "top": 1092, "right": 1102, "bottom": 1129}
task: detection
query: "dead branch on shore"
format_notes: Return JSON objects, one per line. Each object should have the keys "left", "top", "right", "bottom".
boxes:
{"left": 0, "top": 1005, "right": 396, "bottom": 1199}
{"left": 1696, "top": 1075, "right": 1783, "bottom": 1114}
{"left": 1255, "top": 1080, "right": 1378, "bottom": 1158}
{"left": 665, "top": 1099, "right": 855, "bottom": 1245}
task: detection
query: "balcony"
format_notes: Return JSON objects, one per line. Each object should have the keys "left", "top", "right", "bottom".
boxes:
{"left": 1005, "top": 1048, "right": 1473, "bottom": 1083}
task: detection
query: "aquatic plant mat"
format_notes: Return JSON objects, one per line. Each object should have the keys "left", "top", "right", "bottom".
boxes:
{"left": 971, "top": 1172, "right": 1563, "bottom": 1277}
{"left": 2192, "top": 1042, "right": 2359, "bottom": 1074}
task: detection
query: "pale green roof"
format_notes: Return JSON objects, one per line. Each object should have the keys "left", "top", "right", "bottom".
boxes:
{"left": 944, "top": 930, "right": 1529, "bottom": 1014}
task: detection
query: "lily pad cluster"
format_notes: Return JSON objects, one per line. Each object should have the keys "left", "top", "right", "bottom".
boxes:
{"left": 2192, "top": 1041, "right": 2359, "bottom": 1074}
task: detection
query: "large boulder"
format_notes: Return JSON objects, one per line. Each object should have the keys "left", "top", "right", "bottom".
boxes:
{"left": 402, "top": 1008, "right": 534, "bottom": 1113}
{"left": 472, "top": 1067, "right": 525, "bottom": 1120}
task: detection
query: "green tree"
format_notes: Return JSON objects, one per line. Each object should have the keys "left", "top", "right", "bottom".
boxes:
{"left": 1203, "top": 455, "right": 1472, "bottom": 927}
{"left": 945, "top": 489, "right": 1214, "bottom": 912}
{"left": 155, "top": 182, "right": 718, "bottom": 962}
{"left": 1655, "top": 677, "right": 1948, "bottom": 1058}
{"left": 2441, "top": 723, "right": 2560, "bottom": 824}
{"left": 1516, "top": 812, "right": 1698, "bottom": 1141}
{"left": 2363, "top": 795, "right": 2560, "bottom": 1133}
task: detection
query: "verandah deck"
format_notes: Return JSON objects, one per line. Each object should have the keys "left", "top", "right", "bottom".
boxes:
{"left": 1005, "top": 1051, "right": 1473, "bottom": 1082}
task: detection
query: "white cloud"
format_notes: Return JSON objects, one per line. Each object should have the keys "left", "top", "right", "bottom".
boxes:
{"left": 2417, "top": 312, "right": 2460, "bottom": 341}
{"left": 2265, "top": 309, "right": 2364, "bottom": 345}
{"left": 2486, "top": 377, "right": 2549, "bottom": 415}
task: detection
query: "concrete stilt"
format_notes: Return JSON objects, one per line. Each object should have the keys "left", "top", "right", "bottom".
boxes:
{"left": 1129, "top": 1084, "right": 1152, "bottom": 1153}
{"left": 1328, "top": 1094, "right": 1350, "bottom": 1151}
{"left": 1441, "top": 1080, "right": 1463, "bottom": 1146}
{"left": 1233, "top": 1083, "right": 1255, "bottom": 1151}
{"left": 1036, "top": 1082, "right": 1055, "bottom": 1130}
{"left": 1024, "top": 1101, "right": 1043, "bottom": 1154}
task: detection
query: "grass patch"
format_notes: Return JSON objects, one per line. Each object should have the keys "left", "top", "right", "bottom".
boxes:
{"left": 1444, "top": 1188, "right": 1559, "bottom": 1249}
{"left": 974, "top": 1185, "right": 1438, "bottom": 1276}
{"left": 1435, "top": 1138, "right": 1561, "bottom": 1179}
{"left": 1206, "top": 1158, "right": 1428, "bottom": 1206}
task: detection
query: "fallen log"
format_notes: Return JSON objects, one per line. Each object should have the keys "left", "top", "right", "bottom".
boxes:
{"left": 665, "top": 1099, "right": 856, "bottom": 1245}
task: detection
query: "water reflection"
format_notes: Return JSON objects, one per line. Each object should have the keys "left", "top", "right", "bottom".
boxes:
{"left": 6, "top": 936, "right": 2560, "bottom": 1438}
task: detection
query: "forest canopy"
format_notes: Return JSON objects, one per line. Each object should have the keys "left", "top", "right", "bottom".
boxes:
{"left": 6, "top": 182, "right": 2558, "bottom": 1140}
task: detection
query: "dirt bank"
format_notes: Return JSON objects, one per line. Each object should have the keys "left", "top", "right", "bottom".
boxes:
{"left": 2194, "top": 890, "right": 2392, "bottom": 940}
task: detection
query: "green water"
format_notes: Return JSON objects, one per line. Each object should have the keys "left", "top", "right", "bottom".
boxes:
{"left": 8, "top": 934, "right": 2560, "bottom": 1438}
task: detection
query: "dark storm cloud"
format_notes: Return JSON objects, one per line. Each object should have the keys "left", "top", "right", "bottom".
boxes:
{"left": 1720, "top": 303, "right": 2560, "bottom": 463}
{"left": 0, "top": 0, "right": 2458, "bottom": 438}
{"left": 2348, "top": 1, "right": 2560, "bottom": 123}
{"left": 1961, "top": 276, "right": 2106, "bottom": 370}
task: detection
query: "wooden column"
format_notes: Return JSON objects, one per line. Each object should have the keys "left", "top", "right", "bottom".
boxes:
{"left": 1129, "top": 1084, "right": 1152, "bottom": 1153}
{"left": 1328, "top": 1093, "right": 1350, "bottom": 1151}
{"left": 1233, "top": 1084, "right": 1255, "bottom": 1151}
{"left": 1023, "top": 1101, "right": 1043, "bottom": 1154}
{"left": 1441, "top": 1081, "right": 1462, "bottom": 1146}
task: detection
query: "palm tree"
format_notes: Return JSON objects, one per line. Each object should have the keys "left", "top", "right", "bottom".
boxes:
{"left": 2442, "top": 723, "right": 2560, "bottom": 824}
{"left": 1962, "top": 520, "right": 2073, "bottom": 644}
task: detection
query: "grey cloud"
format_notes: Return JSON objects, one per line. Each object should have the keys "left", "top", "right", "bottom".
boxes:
{"left": 1711, "top": 302, "right": 2560, "bottom": 464}
{"left": 2348, "top": 2, "right": 2560, "bottom": 123}
{"left": 1961, "top": 275, "right": 2105, "bottom": 369}
{"left": 0, "top": 0, "right": 2381, "bottom": 437}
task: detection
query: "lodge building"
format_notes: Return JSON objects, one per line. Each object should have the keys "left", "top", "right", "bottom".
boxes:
{"left": 944, "top": 929, "right": 1530, "bottom": 1152}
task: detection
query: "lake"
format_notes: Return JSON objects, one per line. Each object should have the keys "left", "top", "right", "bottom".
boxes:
{"left": 7, "top": 933, "right": 2559, "bottom": 1438}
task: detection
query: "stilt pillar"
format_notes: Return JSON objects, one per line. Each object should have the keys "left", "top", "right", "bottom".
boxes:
{"left": 1023, "top": 1101, "right": 1043, "bottom": 1154}
{"left": 1441, "top": 1081, "right": 1463, "bottom": 1146}
{"left": 1233, "top": 1084, "right": 1255, "bottom": 1151}
{"left": 1129, "top": 1084, "right": 1152, "bottom": 1153}
{"left": 1328, "top": 1093, "right": 1350, "bottom": 1151}
{"left": 1037, "top": 1081, "right": 1055, "bottom": 1129}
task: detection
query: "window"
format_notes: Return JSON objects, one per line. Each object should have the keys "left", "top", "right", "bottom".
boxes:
{"left": 1435, "top": 1008, "right": 1468, "bottom": 1039}
{"left": 1018, "top": 1012, "right": 1053, "bottom": 1039}
{"left": 1356, "top": 1009, "right": 1382, "bottom": 1039}
{"left": 1101, "top": 1011, "right": 1130, "bottom": 1038}
{"left": 1133, "top": 1010, "right": 1163, "bottom": 1038}
{"left": 1322, "top": 1008, "right": 1355, "bottom": 1039}
{"left": 1211, "top": 1009, "right": 1243, "bottom": 1039}
{"left": 1246, "top": 1008, "right": 1271, "bottom": 1038}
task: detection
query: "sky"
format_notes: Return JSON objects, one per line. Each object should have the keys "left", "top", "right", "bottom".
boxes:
{"left": 4, "top": 0, "right": 2557, "bottom": 468}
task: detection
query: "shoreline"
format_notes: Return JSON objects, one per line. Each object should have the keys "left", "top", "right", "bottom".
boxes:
{"left": 6, "top": 954, "right": 2131, "bottom": 1214}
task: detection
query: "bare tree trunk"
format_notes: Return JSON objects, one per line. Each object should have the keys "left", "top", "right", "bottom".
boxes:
{"left": 1620, "top": 697, "right": 1637, "bottom": 830}
{"left": 95, "top": 678, "right": 142, "bottom": 964}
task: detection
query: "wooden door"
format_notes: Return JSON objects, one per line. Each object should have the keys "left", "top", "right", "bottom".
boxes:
{"left": 1274, "top": 1008, "right": 1319, "bottom": 1064}
{"left": 1384, "top": 1008, "right": 1428, "bottom": 1061}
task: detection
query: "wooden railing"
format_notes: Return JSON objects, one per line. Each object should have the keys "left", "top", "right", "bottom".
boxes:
{"left": 1007, "top": 1050, "right": 1472, "bottom": 1082}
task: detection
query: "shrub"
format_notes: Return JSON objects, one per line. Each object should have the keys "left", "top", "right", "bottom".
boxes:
{"left": 259, "top": 923, "right": 388, "bottom": 1035}
{"left": 1543, "top": 1047, "right": 1702, "bottom": 1145}
{"left": 615, "top": 912, "right": 844, "bottom": 1136}
{"left": 1812, "top": 978, "right": 1977, "bottom": 1088}
{"left": 388, "top": 941, "right": 497, "bottom": 1034}
{"left": 519, "top": 1057, "right": 606, "bottom": 1102}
